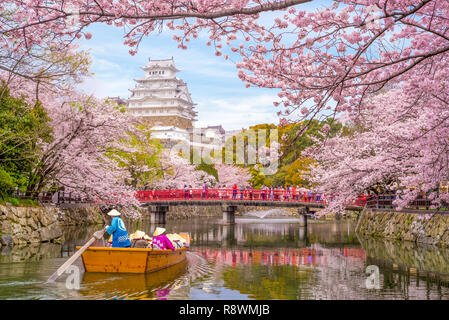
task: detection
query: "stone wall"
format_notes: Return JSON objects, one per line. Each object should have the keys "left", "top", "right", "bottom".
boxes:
{"left": 357, "top": 209, "right": 449, "bottom": 248}
{"left": 58, "top": 206, "right": 107, "bottom": 226}
{"left": 0, "top": 204, "right": 298, "bottom": 246}
{"left": 0, "top": 205, "right": 110, "bottom": 246}
{"left": 0, "top": 205, "right": 63, "bottom": 246}
{"left": 141, "top": 115, "right": 193, "bottom": 130}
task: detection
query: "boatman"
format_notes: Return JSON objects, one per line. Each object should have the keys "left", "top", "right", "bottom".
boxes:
{"left": 105, "top": 209, "right": 131, "bottom": 248}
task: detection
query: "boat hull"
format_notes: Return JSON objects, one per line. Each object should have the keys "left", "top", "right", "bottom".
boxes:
{"left": 77, "top": 246, "right": 188, "bottom": 273}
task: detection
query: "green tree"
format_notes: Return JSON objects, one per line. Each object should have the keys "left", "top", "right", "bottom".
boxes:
{"left": 195, "top": 163, "right": 219, "bottom": 182}
{"left": 0, "top": 85, "right": 53, "bottom": 197}
{"left": 105, "top": 124, "right": 164, "bottom": 189}
{"left": 221, "top": 119, "right": 342, "bottom": 187}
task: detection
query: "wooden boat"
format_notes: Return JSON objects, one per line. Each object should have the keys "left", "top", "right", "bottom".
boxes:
{"left": 77, "top": 246, "right": 188, "bottom": 274}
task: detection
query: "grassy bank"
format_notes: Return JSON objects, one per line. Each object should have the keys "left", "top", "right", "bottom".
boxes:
{"left": 0, "top": 196, "right": 40, "bottom": 207}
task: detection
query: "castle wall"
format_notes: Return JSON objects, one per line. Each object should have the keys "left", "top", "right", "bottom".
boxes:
{"left": 141, "top": 115, "right": 193, "bottom": 130}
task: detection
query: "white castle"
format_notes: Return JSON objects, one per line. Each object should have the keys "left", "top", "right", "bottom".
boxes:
{"left": 127, "top": 57, "right": 198, "bottom": 144}
{"left": 109, "top": 57, "right": 243, "bottom": 155}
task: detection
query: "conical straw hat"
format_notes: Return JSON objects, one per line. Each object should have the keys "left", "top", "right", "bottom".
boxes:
{"left": 167, "top": 233, "right": 186, "bottom": 243}
{"left": 130, "top": 230, "right": 146, "bottom": 240}
{"left": 153, "top": 227, "right": 166, "bottom": 237}
{"left": 107, "top": 209, "right": 121, "bottom": 216}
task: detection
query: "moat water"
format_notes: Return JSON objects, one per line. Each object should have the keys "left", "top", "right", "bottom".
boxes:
{"left": 1, "top": 215, "right": 449, "bottom": 300}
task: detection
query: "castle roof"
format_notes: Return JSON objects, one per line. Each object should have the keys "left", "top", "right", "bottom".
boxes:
{"left": 141, "top": 57, "right": 180, "bottom": 72}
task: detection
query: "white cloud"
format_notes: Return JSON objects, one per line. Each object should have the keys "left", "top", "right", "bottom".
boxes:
{"left": 77, "top": 77, "right": 133, "bottom": 98}
{"left": 75, "top": 23, "right": 282, "bottom": 129}
{"left": 195, "top": 94, "right": 280, "bottom": 130}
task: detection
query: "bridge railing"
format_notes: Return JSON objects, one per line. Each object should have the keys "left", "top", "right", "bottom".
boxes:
{"left": 365, "top": 194, "right": 449, "bottom": 210}
{"left": 9, "top": 190, "right": 94, "bottom": 205}
{"left": 135, "top": 189, "right": 369, "bottom": 206}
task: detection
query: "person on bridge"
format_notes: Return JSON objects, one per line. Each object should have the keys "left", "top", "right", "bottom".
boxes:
{"left": 105, "top": 209, "right": 131, "bottom": 248}
{"left": 189, "top": 185, "right": 193, "bottom": 199}
{"left": 202, "top": 182, "right": 208, "bottom": 199}
{"left": 152, "top": 227, "right": 175, "bottom": 251}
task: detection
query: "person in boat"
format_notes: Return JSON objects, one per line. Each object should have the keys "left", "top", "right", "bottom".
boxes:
{"left": 105, "top": 209, "right": 131, "bottom": 248}
{"left": 166, "top": 233, "right": 186, "bottom": 249}
{"left": 152, "top": 227, "right": 175, "bottom": 251}
{"left": 129, "top": 230, "right": 152, "bottom": 248}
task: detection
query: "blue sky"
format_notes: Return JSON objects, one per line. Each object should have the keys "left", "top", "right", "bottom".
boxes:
{"left": 76, "top": 1, "right": 326, "bottom": 131}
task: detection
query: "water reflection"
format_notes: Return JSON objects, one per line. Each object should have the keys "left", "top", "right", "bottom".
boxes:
{"left": 192, "top": 247, "right": 365, "bottom": 268}
{"left": 79, "top": 260, "right": 188, "bottom": 300}
{"left": 0, "top": 224, "right": 104, "bottom": 264}
{"left": 1, "top": 216, "right": 449, "bottom": 299}
{"left": 1, "top": 243, "right": 61, "bottom": 264}
{"left": 359, "top": 237, "right": 449, "bottom": 299}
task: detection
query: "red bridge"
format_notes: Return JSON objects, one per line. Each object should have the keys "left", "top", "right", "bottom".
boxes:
{"left": 136, "top": 188, "right": 368, "bottom": 206}
{"left": 136, "top": 189, "right": 368, "bottom": 224}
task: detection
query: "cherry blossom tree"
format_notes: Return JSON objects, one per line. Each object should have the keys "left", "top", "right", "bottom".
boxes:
{"left": 13, "top": 81, "right": 143, "bottom": 206}
{"left": 0, "top": 0, "right": 311, "bottom": 55}
{"left": 3, "top": 1, "right": 447, "bottom": 129}
{"left": 3, "top": 1, "right": 446, "bottom": 116}
{"left": 2, "top": 0, "right": 448, "bottom": 209}
{"left": 215, "top": 163, "right": 251, "bottom": 187}
{"left": 232, "top": 2, "right": 448, "bottom": 128}
{"left": 0, "top": 8, "right": 90, "bottom": 95}
{"left": 308, "top": 81, "right": 449, "bottom": 212}
{"left": 153, "top": 151, "right": 216, "bottom": 189}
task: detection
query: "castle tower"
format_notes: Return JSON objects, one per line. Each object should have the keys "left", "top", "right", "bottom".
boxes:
{"left": 128, "top": 57, "right": 197, "bottom": 143}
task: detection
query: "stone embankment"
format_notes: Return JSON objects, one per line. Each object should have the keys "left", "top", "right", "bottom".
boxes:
{"left": 0, "top": 204, "right": 297, "bottom": 246}
{"left": 0, "top": 205, "right": 63, "bottom": 246}
{"left": 0, "top": 204, "right": 108, "bottom": 246}
{"left": 357, "top": 209, "right": 449, "bottom": 248}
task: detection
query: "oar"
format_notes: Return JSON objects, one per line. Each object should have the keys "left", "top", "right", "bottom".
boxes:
{"left": 45, "top": 226, "right": 108, "bottom": 283}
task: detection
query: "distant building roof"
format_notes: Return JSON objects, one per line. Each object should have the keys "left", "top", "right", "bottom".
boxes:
{"left": 108, "top": 96, "right": 128, "bottom": 106}
{"left": 204, "top": 125, "right": 226, "bottom": 135}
